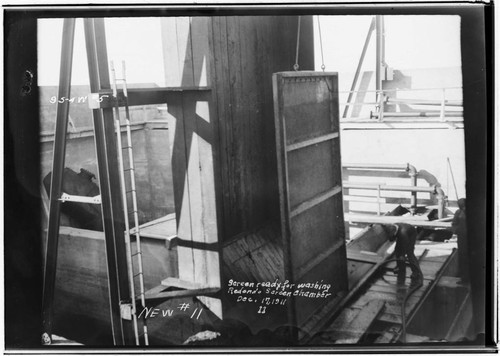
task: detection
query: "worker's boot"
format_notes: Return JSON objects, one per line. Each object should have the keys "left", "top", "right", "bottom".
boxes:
{"left": 410, "top": 274, "right": 423, "bottom": 287}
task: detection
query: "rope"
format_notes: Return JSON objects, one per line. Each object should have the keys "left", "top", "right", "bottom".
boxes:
{"left": 317, "top": 16, "right": 326, "bottom": 71}
{"left": 294, "top": 16, "right": 301, "bottom": 71}
{"left": 447, "top": 157, "right": 459, "bottom": 201}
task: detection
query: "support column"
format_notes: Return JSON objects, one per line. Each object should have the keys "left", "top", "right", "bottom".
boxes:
{"left": 41, "top": 18, "right": 76, "bottom": 344}
{"left": 84, "top": 18, "right": 131, "bottom": 345}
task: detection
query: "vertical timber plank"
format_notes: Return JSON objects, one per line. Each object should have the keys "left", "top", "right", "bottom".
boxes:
{"left": 210, "top": 16, "right": 230, "bottom": 242}
{"left": 177, "top": 17, "right": 195, "bottom": 87}
{"left": 194, "top": 93, "right": 222, "bottom": 317}
{"left": 160, "top": 17, "right": 181, "bottom": 86}
{"left": 166, "top": 93, "right": 194, "bottom": 283}
{"left": 225, "top": 16, "right": 242, "bottom": 236}
{"left": 190, "top": 17, "right": 210, "bottom": 87}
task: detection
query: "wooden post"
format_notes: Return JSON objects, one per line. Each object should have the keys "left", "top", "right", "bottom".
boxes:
{"left": 41, "top": 18, "right": 76, "bottom": 344}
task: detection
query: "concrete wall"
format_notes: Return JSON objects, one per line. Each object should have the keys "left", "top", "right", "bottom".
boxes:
{"left": 40, "top": 121, "right": 175, "bottom": 227}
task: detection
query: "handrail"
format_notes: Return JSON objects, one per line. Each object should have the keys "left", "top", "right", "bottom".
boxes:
{"left": 343, "top": 182, "right": 437, "bottom": 193}
{"left": 342, "top": 86, "right": 463, "bottom": 122}
{"left": 339, "top": 86, "right": 463, "bottom": 95}
{"left": 342, "top": 163, "right": 446, "bottom": 218}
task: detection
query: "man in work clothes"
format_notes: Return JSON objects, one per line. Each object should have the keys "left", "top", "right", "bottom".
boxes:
{"left": 452, "top": 198, "right": 469, "bottom": 284}
{"left": 388, "top": 223, "right": 424, "bottom": 287}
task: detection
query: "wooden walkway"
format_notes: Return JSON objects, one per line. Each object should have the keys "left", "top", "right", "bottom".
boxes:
{"left": 309, "top": 240, "right": 457, "bottom": 345}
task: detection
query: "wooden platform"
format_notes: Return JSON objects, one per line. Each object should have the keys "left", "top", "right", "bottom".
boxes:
{"left": 130, "top": 213, "right": 178, "bottom": 248}
{"left": 309, "top": 240, "right": 459, "bottom": 345}
{"left": 222, "top": 224, "right": 285, "bottom": 283}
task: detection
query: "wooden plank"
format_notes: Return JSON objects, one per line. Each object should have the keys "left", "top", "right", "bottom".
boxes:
{"left": 190, "top": 17, "right": 210, "bottom": 86}
{"left": 346, "top": 214, "right": 452, "bottom": 229}
{"left": 286, "top": 132, "right": 339, "bottom": 152}
{"left": 129, "top": 214, "right": 177, "bottom": 242}
{"left": 211, "top": 16, "right": 236, "bottom": 239}
{"left": 222, "top": 242, "right": 241, "bottom": 265}
{"left": 160, "top": 17, "right": 181, "bottom": 86}
{"left": 258, "top": 244, "right": 284, "bottom": 280}
{"left": 95, "top": 87, "right": 211, "bottom": 108}
{"left": 346, "top": 250, "right": 384, "bottom": 264}
{"left": 299, "top": 292, "right": 346, "bottom": 342}
{"left": 382, "top": 295, "right": 423, "bottom": 317}
{"left": 186, "top": 90, "right": 221, "bottom": 317}
{"left": 374, "top": 331, "right": 397, "bottom": 344}
{"left": 243, "top": 232, "right": 267, "bottom": 252}
{"left": 290, "top": 186, "right": 342, "bottom": 218}
{"left": 161, "top": 277, "right": 202, "bottom": 290}
{"left": 176, "top": 17, "right": 195, "bottom": 87}
{"left": 166, "top": 92, "right": 194, "bottom": 285}
{"left": 131, "top": 213, "right": 175, "bottom": 231}
{"left": 331, "top": 300, "right": 386, "bottom": 344}
{"left": 144, "top": 287, "right": 220, "bottom": 303}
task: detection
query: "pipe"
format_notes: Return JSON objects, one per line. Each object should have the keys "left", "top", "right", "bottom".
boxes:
{"left": 343, "top": 163, "right": 447, "bottom": 218}
{"left": 344, "top": 163, "right": 409, "bottom": 171}
{"left": 387, "top": 98, "right": 463, "bottom": 107}
{"left": 343, "top": 182, "right": 437, "bottom": 194}
{"left": 406, "top": 164, "right": 418, "bottom": 215}
{"left": 435, "top": 186, "right": 446, "bottom": 219}
{"left": 371, "top": 111, "right": 463, "bottom": 118}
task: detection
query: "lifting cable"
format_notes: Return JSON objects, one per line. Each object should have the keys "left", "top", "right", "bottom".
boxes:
{"left": 294, "top": 16, "right": 327, "bottom": 72}
{"left": 294, "top": 16, "right": 301, "bottom": 71}
{"left": 317, "top": 16, "right": 326, "bottom": 71}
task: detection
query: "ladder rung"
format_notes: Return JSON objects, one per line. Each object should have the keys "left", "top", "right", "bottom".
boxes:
{"left": 134, "top": 273, "right": 143, "bottom": 278}
{"left": 128, "top": 210, "right": 138, "bottom": 215}
{"left": 124, "top": 168, "right": 135, "bottom": 172}
{"left": 126, "top": 189, "right": 136, "bottom": 194}
{"left": 122, "top": 146, "right": 132, "bottom": 149}
{"left": 131, "top": 251, "right": 142, "bottom": 257}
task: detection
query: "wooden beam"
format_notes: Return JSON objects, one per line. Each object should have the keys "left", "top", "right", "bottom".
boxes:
{"left": 143, "top": 286, "right": 220, "bottom": 303}
{"left": 161, "top": 277, "right": 204, "bottom": 290}
{"left": 91, "top": 87, "right": 211, "bottom": 108}
{"left": 333, "top": 300, "right": 386, "bottom": 344}
{"left": 345, "top": 213, "right": 452, "bottom": 229}
{"left": 347, "top": 250, "right": 384, "bottom": 264}
{"left": 42, "top": 18, "right": 76, "bottom": 341}
{"left": 84, "top": 17, "right": 130, "bottom": 345}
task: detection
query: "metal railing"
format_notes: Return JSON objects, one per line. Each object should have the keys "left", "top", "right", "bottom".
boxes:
{"left": 342, "top": 163, "right": 446, "bottom": 218}
{"left": 341, "top": 87, "right": 463, "bottom": 122}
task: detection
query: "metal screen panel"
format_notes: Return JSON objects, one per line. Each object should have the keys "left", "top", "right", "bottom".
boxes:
{"left": 273, "top": 71, "right": 348, "bottom": 330}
